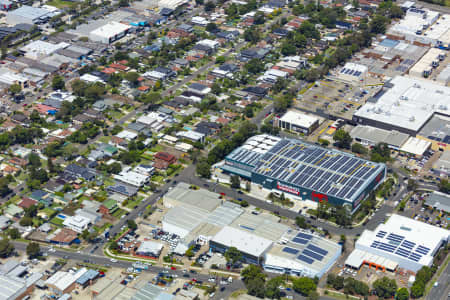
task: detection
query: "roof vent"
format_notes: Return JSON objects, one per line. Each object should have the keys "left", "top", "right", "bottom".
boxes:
{"left": 409, "top": 116, "right": 415, "bottom": 122}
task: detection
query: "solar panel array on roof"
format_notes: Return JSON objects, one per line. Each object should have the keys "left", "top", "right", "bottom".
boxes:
{"left": 376, "top": 230, "right": 387, "bottom": 238}
{"left": 250, "top": 138, "right": 384, "bottom": 202}
{"left": 297, "top": 232, "right": 313, "bottom": 240}
{"left": 303, "top": 248, "right": 324, "bottom": 261}
{"left": 292, "top": 237, "right": 308, "bottom": 245}
{"left": 307, "top": 244, "right": 328, "bottom": 256}
{"left": 297, "top": 254, "right": 314, "bottom": 264}
{"left": 282, "top": 247, "right": 299, "bottom": 255}
{"left": 416, "top": 245, "right": 430, "bottom": 255}
{"left": 401, "top": 240, "right": 415, "bottom": 249}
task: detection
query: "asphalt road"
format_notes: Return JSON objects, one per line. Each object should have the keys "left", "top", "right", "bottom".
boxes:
{"left": 427, "top": 262, "right": 450, "bottom": 300}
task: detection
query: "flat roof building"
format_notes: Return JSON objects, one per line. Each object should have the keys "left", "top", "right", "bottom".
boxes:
{"left": 399, "top": 137, "right": 431, "bottom": 157}
{"left": 417, "top": 114, "right": 450, "bottom": 151}
{"left": 409, "top": 48, "right": 446, "bottom": 79}
{"left": 210, "top": 226, "right": 273, "bottom": 264}
{"left": 337, "top": 62, "right": 367, "bottom": 83}
{"left": 350, "top": 125, "right": 409, "bottom": 150}
{"left": 263, "top": 230, "right": 341, "bottom": 278}
{"left": 424, "top": 191, "right": 450, "bottom": 213}
{"left": 223, "top": 135, "right": 386, "bottom": 213}
{"left": 63, "top": 215, "right": 90, "bottom": 233}
{"left": 353, "top": 76, "right": 450, "bottom": 135}
{"left": 136, "top": 241, "right": 164, "bottom": 257}
{"left": 6, "top": 5, "right": 57, "bottom": 25}
{"left": 346, "top": 214, "right": 449, "bottom": 272}
{"left": 432, "top": 150, "right": 450, "bottom": 177}
{"left": 89, "top": 22, "right": 131, "bottom": 44}
{"left": 163, "top": 182, "right": 222, "bottom": 211}
{"left": 275, "top": 110, "right": 321, "bottom": 135}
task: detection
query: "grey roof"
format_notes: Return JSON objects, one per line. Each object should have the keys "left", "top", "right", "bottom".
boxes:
{"left": 164, "top": 182, "right": 222, "bottom": 212}
{"left": 418, "top": 114, "right": 450, "bottom": 144}
{"left": 0, "top": 216, "right": 10, "bottom": 229}
{"left": 350, "top": 125, "right": 409, "bottom": 148}
{"left": 132, "top": 283, "right": 173, "bottom": 300}
{"left": 206, "top": 202, "right": 243, "bottom": 227}
{"left": 230, "top": 212, "right": 289, "bottom": 242}
{"left": 0, "top": 275, "right": 26, "bottom": 300}
{"left": 9, "top": 6, "right": 52, "bottom": 20}
{"left": 189, "top": 82, "right": 208, "bottom": 92}
{"left": 425, "top": 191, "right": 450, "bottom": 212}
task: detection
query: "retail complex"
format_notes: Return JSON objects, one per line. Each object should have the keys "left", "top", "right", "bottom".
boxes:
{"left": 222, "top": 135, "right": 386, "bottom": 213}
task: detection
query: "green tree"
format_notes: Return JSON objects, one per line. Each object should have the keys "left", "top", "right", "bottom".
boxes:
{"left": 8, "top": 228, "right": 20, "bottom": 239}
{"left": 215, "top": 56, "right": 226, "bottom": 64}
{"left": 243, "top": 27, "right": 261, "bottom": 44}
{"left": 245, "top": 58, "right": 264, "bottom": 74}
{"left": 333, "top": 129, "right": 352, "bottom": 149}
{"left": 281, "top": 42, "right": 297, "bottom": 56}
{"left": 204, "top": 1, "right": 215, "bottom": 11}
{"left": 292, "top": 277, "right": 317, "bottom": 296}
{"left": 265, "top": 277, "right": 283, "bottom": 299}
{"left": 52, "top": 75, "right": 65, "bottom": 90}
{"left": 19, "top": 216, "right": 33, "bottom": 226}
{"left": 372, "top": 277, "right": 397, "bottom": 299}
{"left": 26, "top": 242, "right": 40, "bottom": 259}
{"left": 125, "top": 72, "right": 140, "bottom": 86}
{"left": 241, "top": 265, "right": 266, "bottom": 285}
{"left": 224, "top": 247, "right": 242, "bottom": 264}
{"left": 127, "top": 219, "right": 137, "bottom": 231}
{"left": 9, "top": 84, "right": 21, "bottom": 95}
{"left": 206, "top": 22, "right": 218, "bottom": 32}
{"left": 308, "top": 291, "right": 320, "bottom": 300}
{"left": 0, "top": 239, "right": 14, "bottom": 258}
{"left": 247, "top": 277, "right": 266, "bottom": 298}
{"left": 196, "top": 159, "right": 211, "bottom": 178}
{"left": 396, "top": 287, "right": 409, "bottom": 300}
{"left": 410, "top": 281, "right": 425, "bottom": 298}
{"left": 371, "top": 143, "right": 391, "bottom": 163}
{"left": 28, "top": 152, "right": 41, "bottom": 169}
{"left": 351, "top": 143, "right": 367, "bottom": 155}
{"left": 231, "top": 175, "right": 241, "bottom": 189}
{"left": 407, "top": 179, "right": 417, "bottom": 191}
{"left": 110, "top": 241, "right": 119, "bottom": 250}
{"left": 369, "top": 15, "right": 388, "bottom": 34}
{"left": 439, "top": 179, "right": 450, "bottom": 194}
{"left": 295, "top": 216, "right": 308, "bottom": 229}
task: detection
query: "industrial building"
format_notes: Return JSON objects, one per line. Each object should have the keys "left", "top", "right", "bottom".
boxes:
{"left": 337, "top": 62, "right": 367, "bottom": 83}
{"left": 353, "top": 76, "right": 450, "bottom": 135}
{"left": 89, "top": 22, "right": 131, "bottom": 44}
{"left": 345, "top": 214, "right": 449, "bottom": 272}
{"left": 135, "top": 241, "right": 164, "bottom": 257}
{"left": 350, "top": 125, "right": 409, "bottom": 150}
{"left": 424, "top": 191, "right": 450, "bottom": 213}
{"left": 432, "top": 150, "right": 450, "bottom": 177}
{"left": 263, "top": 230, "right": 341, "bottom": 278}
{"left": 408, "top": 48, "right": 446, "bottom": 79}
{"left": 210, "top": 226, "right": 273, "bottom": 264}
{"left": 436, "top": 64, "right": 450, "bottom": 86}
{"left": 222, "top": 135, "right": 386, "bottom": 213}
{"left": 387, "top": 8, "right": 440, "bottom": 45}
{"left": 417, "top": 114, "right": 450, "bottom": 151}
{"left": 399, "top": 137, "right": 431, "bottom": 158}
{"left": 275, "top": 110, "right": 321, "bottom": 135}
{"left": 6, "top": 5, "right": 59, "bottom": 25}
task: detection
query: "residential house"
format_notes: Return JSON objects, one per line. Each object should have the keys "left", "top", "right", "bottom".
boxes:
{"left": 99, "top": 199, "right": 118, "bottom": 216}
{"left": 18, "top": 197, "right": 38, "bottom": 209}
{"left": 106, "top": 183, "right": 138, "bottom": 197}
{"left": 5, "top": 204, "right": 23, "bottom": 218}
{"left": 143, "top": 66, "right": 176, "bottom": 81}
{"left": 154, "top": 152, "right": 177, "bottom": 170}
{"left": 64, "top": 164, "right": 96, "bottom": 181}
{"left": 29, "top": 189, "right": 53, "bottom": 206}
{"left": 47, "top": 228, "right": 79, "bottom": 245}
{"left": 239, "top": 47, "right": 270, "bottom": 61}
{"left": 242, "top": 86, "right": 268, "bottom": 98}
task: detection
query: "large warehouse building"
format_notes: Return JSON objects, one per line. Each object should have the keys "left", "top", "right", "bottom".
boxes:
{"left": 222, "top": 135, "right": 386, "bottom": 213}
{"left": 345, "top": 214, "right": 449, "bottom": 272}
{"left": 264, "top": 230, "right": 341, "bottom": 278}
{"left": 353, "top": 76, "right": 450, "bottom": 135}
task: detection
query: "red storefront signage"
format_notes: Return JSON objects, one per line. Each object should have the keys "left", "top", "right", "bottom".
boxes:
{"left": 276, "top": 181, "right": 300, "bottom": 195}
{"left": 311, "top": 191, "right": 328, "bottom": 203}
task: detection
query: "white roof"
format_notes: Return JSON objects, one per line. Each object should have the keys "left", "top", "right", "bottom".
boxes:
{"left": 0, "top": 72, "right": 28, "bottom": 85}
{"left": 80, "top": 73, "right": 104, "bottom": 83}
{"left": 46, "top": 268, "right": 87, "bottom": 292}
{"left": 191, "top": 16, "right": 208, "bottom": 25}
{"left": 211, "top": 226, "right": 272, "bottom": 257}
{"left": 400, "top": 137, "right": 431, "bottom": 156}
{"left": 356, "top": 214, "right": 449, "bottom": 267}
{"left": 341, "top": 62, "right": 367, "bottom": 73}
{"left": 389, "top": 9, "right": 439, "bottom": 37}
{"left": 20, "top": 41, "right": 68, "bottom": 57}
{"left": 345, "top": 249, "right": 398, "bottom": 270}
{"left": 409, "top": 48, "right": 446, "bottom": 77}
{"left": 423, "top": 14, "right": 450, "bottom": 44}
{"left": 279, "top": 110, "right": 320, "bottom": 129}
{"left": 90, "top": 21, "right": 131, "bottom": 38}
{"left": 197, "top": 39, "right": 219, "bottom": 48}
{"left": 63, "top": 215, "right": 90, "bottom": 228}
{"left": 114, "top": 169, "right": 149, "bottom": 187}
{"left": 116, "top": 130, "right": 138, "bottom": 140}
{"left": 354, "top": 76, "right": 450, "bottom": 133}
{"left": 136, "top": 241, "right": 163, "bottom": 254}
{"left": 176, "top": 130, "right": 204, "bottom": 141}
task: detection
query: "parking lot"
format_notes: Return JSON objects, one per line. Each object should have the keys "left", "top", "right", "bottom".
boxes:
{"left": 296, "top": 80, "right": 377, "bottom": 120}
